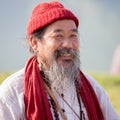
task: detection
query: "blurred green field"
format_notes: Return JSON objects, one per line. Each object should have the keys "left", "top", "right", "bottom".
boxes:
{"left": 0, "top": 72, "right": 120, "bottom": 115}
{"left": 0, "top": 72, "right": 13, "bottom": 84}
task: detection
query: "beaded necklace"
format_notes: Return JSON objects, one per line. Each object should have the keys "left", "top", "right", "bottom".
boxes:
{"left": 41, "top": 71, "right": 85, "bottom": 120}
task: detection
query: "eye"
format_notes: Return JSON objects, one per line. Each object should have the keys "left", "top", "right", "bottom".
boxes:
{"left": 54, "top": 34, "right": 63, "bottom": 40}
{"left": 70, "top": 34, "right": 78, "bottom": 40}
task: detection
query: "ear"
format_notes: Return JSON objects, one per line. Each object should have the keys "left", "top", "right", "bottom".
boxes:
{"left": 29, "top": 37, "right": 38, "bottom": 53}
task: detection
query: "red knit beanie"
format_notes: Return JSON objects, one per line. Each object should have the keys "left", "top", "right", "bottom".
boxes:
{"left": 27, "top": 1, "right": 79, "bottom": 37}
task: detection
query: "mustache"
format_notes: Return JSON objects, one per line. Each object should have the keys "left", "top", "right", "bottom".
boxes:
{"left": 54, "top": 48, "right": 77, "bottom": 59}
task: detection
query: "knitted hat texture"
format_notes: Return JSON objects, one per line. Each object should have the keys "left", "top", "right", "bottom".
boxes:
{"left": 27, "top": 1, "right": 79, "bottom": 37}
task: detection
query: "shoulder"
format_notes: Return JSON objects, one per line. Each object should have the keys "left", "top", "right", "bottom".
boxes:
{"left": 0, "top": 68, "right": 25, "bottom": 98}
{"left": 0, "top": 68, "right": 25, "bottom": 119}
{"left": 84, "top": 72, "right": 120, "bottom": 120}
{"left": 84, "top": 73, "right": 104, "bottom": 94}
{"left": 0, "top": 68, "right": 25, "bottom": 106}
{"left": 84, "top": 73, "right": 109, "bottom": 102}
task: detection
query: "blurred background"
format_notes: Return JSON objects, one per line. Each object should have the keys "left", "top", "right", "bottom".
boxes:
{"left": 0, "top": 0, "right": 120, "bottom": 115}
{"left": 0, "top": 0, "right": 120, "bottom": 73}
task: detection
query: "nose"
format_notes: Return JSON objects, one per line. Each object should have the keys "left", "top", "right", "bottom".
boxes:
{"left": 62, "top": 38, "right": 73, "bottom": 49}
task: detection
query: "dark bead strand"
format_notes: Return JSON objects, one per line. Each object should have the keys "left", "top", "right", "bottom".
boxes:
{"left": 50, "top": 98, "right": 59, "bottom": 120}
{"left": 40, "top": 71, "right": 60, "bottom": 120}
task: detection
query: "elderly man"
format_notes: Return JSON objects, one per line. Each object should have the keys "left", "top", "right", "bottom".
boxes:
{"left": 0, "top": 1, "right": 119, "bottom": 120}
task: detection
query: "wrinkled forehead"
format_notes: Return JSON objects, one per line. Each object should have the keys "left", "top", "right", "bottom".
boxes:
{"left": 43, "top": 19, "right": 78, "bottom": 35}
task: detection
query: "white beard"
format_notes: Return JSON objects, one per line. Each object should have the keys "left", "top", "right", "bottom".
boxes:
{"left": 44, "top": 53, "right": 80, "bottom": 92}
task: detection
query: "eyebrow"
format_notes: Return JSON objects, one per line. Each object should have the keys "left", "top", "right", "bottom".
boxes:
{"left": 53, "top": 29, "right": 78, "bottom": 33}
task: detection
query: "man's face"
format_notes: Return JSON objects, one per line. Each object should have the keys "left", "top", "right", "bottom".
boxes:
{"left": 36, "top": 19, "right": 79, "bottom": 70}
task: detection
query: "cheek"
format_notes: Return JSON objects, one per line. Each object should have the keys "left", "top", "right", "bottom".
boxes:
{"left": 37, "top": 39, "right": 61, "bottom": 62}
{"left": 46, "top": 41, "right": 61, "bottom": 54}
{"left": 41, "top": 44, "right": 57, "bottom": 59}
{"left": 74, "top": 40, "right": 79, "bottom": 51}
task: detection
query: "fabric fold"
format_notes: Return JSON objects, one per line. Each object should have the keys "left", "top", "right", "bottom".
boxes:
{"left": 24, "top": 56, "right": 104, "bottom": 120}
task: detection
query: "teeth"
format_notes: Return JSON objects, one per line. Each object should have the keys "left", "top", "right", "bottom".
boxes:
{"left": 62, "top": 53, "right": 71, "bottom": 57}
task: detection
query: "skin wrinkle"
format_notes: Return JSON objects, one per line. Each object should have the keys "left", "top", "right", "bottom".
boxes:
{"left": 30, "top": 19, "right": 80, "bottom": 69}
{"left": 29, "top": 20, "right": 80, "bottom": 92}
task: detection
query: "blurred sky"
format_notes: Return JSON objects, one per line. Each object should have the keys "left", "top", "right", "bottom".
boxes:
{"left": 0, "top": 0, "right": 120, "bottom": 72}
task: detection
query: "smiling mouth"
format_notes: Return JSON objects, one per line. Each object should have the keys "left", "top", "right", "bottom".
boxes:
{"left": 60, "top": 53, "right": 71, "bottom": 57}
{"left": 54, "top": 48, "right": 77, "bottom": 60}
{"left": 57, "top": 53, "right": 74, "bottom": 60}
{"left": 63, "top": 59, "right": 73, "bottom": 63}
{"left": 57, "top": 53, "right": 74, "bottom": 66}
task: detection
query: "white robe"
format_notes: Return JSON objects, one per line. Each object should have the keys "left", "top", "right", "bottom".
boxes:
{"left": 0, "top": 68, "right": 119, "bottom": 120}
